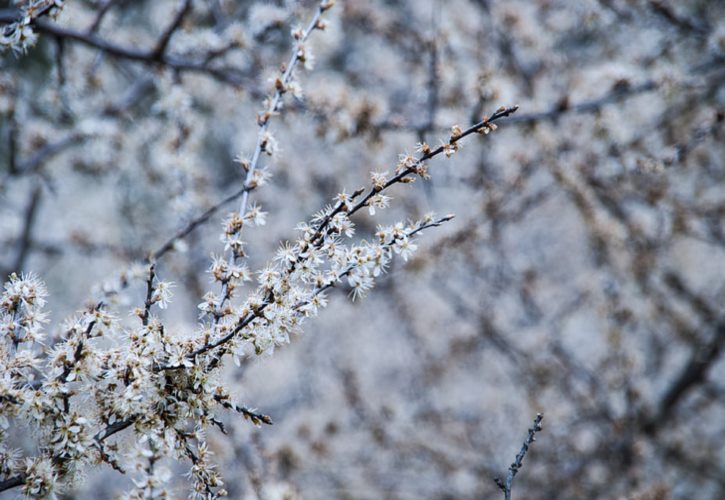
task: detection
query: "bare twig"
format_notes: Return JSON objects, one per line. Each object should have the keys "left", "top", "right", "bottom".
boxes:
{"left": 87, "top": 0, "right": 120, "bottom": 33}
{"left": 37, "top": 20, "right": 250, "bottom": 85}
{"left": 151, "top": 185, "right": 250, "bottom": 260}
{"left": 507, "top": 80, "right": 657, "bottom": 125}
{"left": 494, "top": 413, "right": 544, "bottom": 500}
{"left": 11, "top": 184, "right": 42, "bottom": 273}
{"left": 151, "top": 0, "right": 192, "bottom": 60}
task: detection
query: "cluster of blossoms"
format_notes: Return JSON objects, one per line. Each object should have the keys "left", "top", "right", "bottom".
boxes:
{"left": 0, "top": 121, "right": 511, "bottom": 499}
{"left": 195, "top": 190, "right": 452, "bottom": 362}
{"left": 0, "top": 0, "right": 517, "bottom": 497}
{"left": 0, "top": 0, "right": 65, "bottom": 54}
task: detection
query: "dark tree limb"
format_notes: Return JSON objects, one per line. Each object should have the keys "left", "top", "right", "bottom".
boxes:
{"left": 11, "top": 184, "right": 42, "bottom": 273}
{"left": 640, "top": 273, "right": 724, "bottom": 434}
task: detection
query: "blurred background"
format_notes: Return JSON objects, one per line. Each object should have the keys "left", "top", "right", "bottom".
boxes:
{"left": 1, "top": 0, "right": 724, "bottom": 498}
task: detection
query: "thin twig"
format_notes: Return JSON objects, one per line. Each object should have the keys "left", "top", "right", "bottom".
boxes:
{"left": 141, "top": 263, "right": 156, "bottom": 326}
{"left": 507, "top": 80, "right": 658, "bottom": 124}
{"left": 494, "top": 413, "right": 544, "bottom": 500}
{"left": 151, "top": 185, "right": 250, "bottom": 260}
{"left": 87, "top": 0, "right": 119, "bottom": 33}
{"left": 214, "top": 396, "right": 274, "bottom": 426}
{"left": 11, "top": 185, "right": 42, "bottom": 273}
{"left": 151, "top": 0, "right": 192, "bottom": 59}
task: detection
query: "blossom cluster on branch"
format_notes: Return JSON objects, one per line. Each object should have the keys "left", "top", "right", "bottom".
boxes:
{"left": 2, "top": 0, "right": 722, "bottom": 498}
{"left": 0, "top": 1, "right": 520, "bottom": 497}
{"left": 1, "top": 1, "right": 65, "bottom": 55}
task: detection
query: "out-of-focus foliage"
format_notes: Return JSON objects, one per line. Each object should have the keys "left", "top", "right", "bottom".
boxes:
{"left": 1, "top": 0, "right": 724, "bottom": 498}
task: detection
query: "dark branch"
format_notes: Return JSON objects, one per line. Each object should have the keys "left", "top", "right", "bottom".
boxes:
{"left": 494, "top": 413, "right": 544, "bottom": 500}
{"left": 152, "top": 185, "right": 250, "bottom": 260}
{"left": 151, "top": 0, "right": 192, "bottom": 60}
{"left": 11, "top": 185, "right": 42, "bottom": 273}
{"left": 641, "top": 273, "right": 724, "bottom": 434}
{"left": 25, "top": 19, "right": 252, "bottom": 87}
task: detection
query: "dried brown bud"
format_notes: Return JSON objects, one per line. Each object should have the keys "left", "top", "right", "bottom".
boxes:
{"left": 321, "top": 0, "right": 336, "bottom": 12}
{"left": 257, "top": 112, "right": 270, "bottom": 126}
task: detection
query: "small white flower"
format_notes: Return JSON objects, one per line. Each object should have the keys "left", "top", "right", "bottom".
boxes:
{"left": 347, "top": 270, "right": 374, "bottom": 300}
{"left": 393, "top": 237, "right": 417, "bottom": 262}
{"left": 245, "top": 203, "right": 267, "bottom": 226}
{"left": 152, "top": 282, "right": 175, "bottom": 309}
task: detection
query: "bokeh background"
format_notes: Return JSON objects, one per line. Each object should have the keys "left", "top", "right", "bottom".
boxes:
{"left": 2, "top": 0, "right": 724, "bottom": 498}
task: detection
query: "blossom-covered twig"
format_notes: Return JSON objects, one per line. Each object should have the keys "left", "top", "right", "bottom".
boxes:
{"left": 182, "top": 213, "right": 457, "bottom": 364}
{"left": 0, "top": 1, "right": 65, "bottom": 54}
{"left": 0, "top": 93, "right": 517, "bottom": 491}
{"left": 184, "top": 104, "right": 518, "bottom": 364}
{"left": 209, "top": 0, "right": 334, "bottom": 315}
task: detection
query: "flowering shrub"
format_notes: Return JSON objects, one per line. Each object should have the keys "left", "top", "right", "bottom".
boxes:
{"left": 1, "top": 0, "right": 724, "bottom": 498}
{"left": 0, "top": 1, "right": 522, "bottom": 497}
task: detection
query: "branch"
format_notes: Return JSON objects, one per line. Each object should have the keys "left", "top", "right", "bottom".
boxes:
{"left": 507, "top": 80, "right": 657, "bottom": 125}
{"left": 207, "top": 0, "right": 334, "bottom": 318}
{"left": 141, "top": 263, "right": 156, "bottom": 326}
{"left": 494, "top": 413, "right": 544, "bottom": 500}
{"left": 648, "top": 0, "right": 709, "bottom": 37}
{"left": 345, "top": 105, "right": 519, "bottom": 224}
{"left": 232, "top": 0, "right": 330, "bottom": 239}
{"left": 0, "top": 476, "right": 23, "bottom": 492}
{"left": 0, "top": 14, "right": 253, "bottom": 87}
{"left": 151, "top": 185, "right": 250, "bottom": 260}
{"left": 151, "top": 0, "right": 192, "bottom": 60}
{"left": 95, "top": 418, "right": 136, "bottom": 442}
{"left": 11, "top": 184, "right": 42, "bottom": 272}
{"left": 87, "top": 0, "right": 119, "bottom": 33}
{"left": 0, "top": 133, "right": 87, "bottom": 189}
{"left": 165, "top": 105, "right": 517, "bottom": 364}
{"left": 0, "top": 417, "right": 136, "bottom": 493}
{"left": 163, "top": 214, "right": 456, "bottom": 366}
{"left": 640, "top": 273, "right": 724, "bottom": 434}
{"left": 373, "top": 79, "right": 656, "bottom": 135}
{"left": 214, "top": 396, "right": 273, "bottom": 426}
